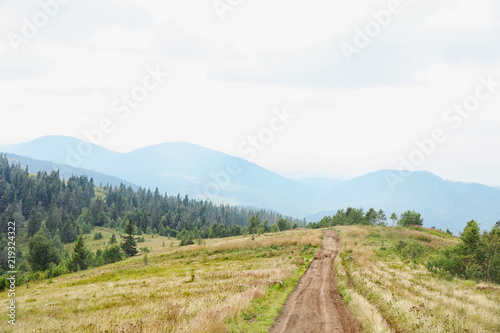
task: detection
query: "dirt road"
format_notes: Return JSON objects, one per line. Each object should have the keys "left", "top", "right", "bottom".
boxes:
{"left": 269, "top": 230, "right": 363, "bottom": 333}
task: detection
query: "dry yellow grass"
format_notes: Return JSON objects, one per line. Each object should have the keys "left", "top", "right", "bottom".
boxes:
{"left": 335, "top": 256, "right": 391, "bottom": 333}
{"left": 334, "top": 225, "right": 500, "bottom": 333}
{"left": 1, "top": 228, "right": 322, "bottom": 332}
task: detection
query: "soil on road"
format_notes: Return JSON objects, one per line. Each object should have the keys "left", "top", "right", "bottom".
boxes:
{"left": 269, "top": 230, "right": 363, "bottom": 333}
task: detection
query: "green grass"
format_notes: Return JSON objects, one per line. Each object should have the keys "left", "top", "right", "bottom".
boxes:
{"left": 228, "top": 257, "right": 313, "bottom": 332}
{"left": 334, "top": 225, "right": 499, "bottom": 333}
{"left": 1, "top": 229, "right": 322, "bottom": 332}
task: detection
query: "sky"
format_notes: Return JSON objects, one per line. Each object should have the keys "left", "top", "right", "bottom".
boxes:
{"left": 1, "top": 0, "right": 500, "bottom": 186}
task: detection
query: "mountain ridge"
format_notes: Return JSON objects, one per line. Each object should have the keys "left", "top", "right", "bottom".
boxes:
{"left": 1, "top": 136, "right": 499, "bottom": 233}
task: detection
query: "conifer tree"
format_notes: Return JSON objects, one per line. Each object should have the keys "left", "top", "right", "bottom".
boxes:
{"left": 121, "top": 220, "right": 138, "bottom": 257}
{"left": 68, "top": 235, "right": 89, "bottom": 272}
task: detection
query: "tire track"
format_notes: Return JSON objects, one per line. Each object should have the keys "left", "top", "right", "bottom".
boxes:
{"left": 269, "top": 230, "right": 363, "bottom": 333}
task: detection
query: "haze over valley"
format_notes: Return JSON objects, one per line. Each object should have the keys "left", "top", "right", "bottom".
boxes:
{"left": 2, "top": 135, "right": 499, "bottom": 233}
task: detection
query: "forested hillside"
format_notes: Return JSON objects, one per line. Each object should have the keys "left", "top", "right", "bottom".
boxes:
{"left": 0, "top": 155, "right": 302, "bottom": 276}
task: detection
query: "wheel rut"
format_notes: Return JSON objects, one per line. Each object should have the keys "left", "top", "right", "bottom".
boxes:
{"left": 269, "top": 230, "right": 363, "bottom": 333}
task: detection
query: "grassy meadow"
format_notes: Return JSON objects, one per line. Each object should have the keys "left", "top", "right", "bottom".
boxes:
{"left": 3, "top": 224, "right": 499, "bottom": 332}
{"left": 1, "top": 228, "right": 322, "bottom": 333}
{"left": 334, "top": 225, "right": 500, "bottom": 333}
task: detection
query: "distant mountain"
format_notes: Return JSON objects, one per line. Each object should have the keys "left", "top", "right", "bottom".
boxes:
{"left": 0, "top": 136, "right": 316, "bottom": 217}
{"left": 310, "top": 170, "right": 500, "bottom": 233}
{"left": 3, "top": 153, "right": 138, "bottom": 189}
{"left": 2, "top": 137, "right": 499, "bottom": 232}
{"left": 1, "top": 136, "right": 122, "bottom": 171}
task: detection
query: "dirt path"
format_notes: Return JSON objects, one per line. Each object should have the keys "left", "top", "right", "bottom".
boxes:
{"left": 269, "top": 230, "right": 363, "bottom": 333}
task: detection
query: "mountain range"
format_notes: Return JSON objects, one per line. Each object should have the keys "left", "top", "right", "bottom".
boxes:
{"left": 1, "top": 135, "right": 499, "bottom": 233}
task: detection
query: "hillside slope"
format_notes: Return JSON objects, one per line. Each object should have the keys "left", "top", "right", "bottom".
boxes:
{"left": 334, "top": 225, "right": 500, "bottom": 332}
{"left": 0, "top": 228, "right": 322, "bottom": 333}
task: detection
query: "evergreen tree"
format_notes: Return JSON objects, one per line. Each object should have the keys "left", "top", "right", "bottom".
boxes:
{"left": 248, "top": 214, "right": 261, "bottom": 234}
{"left": 27, "top": 206, "right": 43, "bottom": 237}
{"left": 109, "top": 233, "right": 117, "bottom": 244}
{"left": 27, "top": 230, "right": 60, "bottom": 271}
{"left": 102, "top": 245, "right": 123, "bottom": 264}
{"left": 68, "top": 235, "right": 89, "bottom": 272}
{"left": 40, "top": 220, "right": 51, "bottom": 239}
{"left": 121, "top": 220, "right": 138, "bottom": 257}
{"left": 277, "top": 218, "right": 289, "bottom": 231}
{"left": 390, "top": 212, "right": 398, "bottom": 227}
{"left": 376, "top": 209, "right": 387, "bottom": 226}
{"left": 365, "top": 208, "right": 377, "bottom": 225}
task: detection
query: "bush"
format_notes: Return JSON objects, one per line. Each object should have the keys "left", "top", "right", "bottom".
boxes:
{"left": 0, "top": 276, "right": 8, "bottom": 292}
{"left": 44, "top": 262, "right": 68, "bottom": 279}
{"left": 180, "top": 235, "right": 194, "bottom": 246}
{"left": 102, "top": 245, "right": 124, "bottom": 264}
{"left": 93, "top": 231, "right": 103, "bottom": 240}
{"left": 426, "top": 221, "right": 500, "bottom": 284}
{"left": 395, "top": 240, "right": 425, "bottom": 261}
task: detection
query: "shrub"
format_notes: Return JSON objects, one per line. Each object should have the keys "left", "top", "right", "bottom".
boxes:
{"left": 180, "top": 235, "right": 194, "bottom": 246}
{"left": 427, "top": 221, "right": 500, "bottom": 284}
{"left": 44, "top": 262, "right": 68, "bottom": 279}
{"left": 102, "top": 245, "right": 124, "bottom": 264}
{"left": 395, "top": 240, "right": 425, "bottom": 261}
{"left": 0, "top": 276, "right": 8, "bottom": 292}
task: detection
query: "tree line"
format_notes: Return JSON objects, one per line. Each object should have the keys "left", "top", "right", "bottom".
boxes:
{"left": 0, "top": 155, "right": 303, "bottom": 282}
{"left": 307, "top": 207, "right": 423, "bottom": 228}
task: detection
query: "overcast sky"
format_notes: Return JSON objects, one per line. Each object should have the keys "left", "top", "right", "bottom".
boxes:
{"left": 1, "top": 0, "right": 499, "bottom": 185}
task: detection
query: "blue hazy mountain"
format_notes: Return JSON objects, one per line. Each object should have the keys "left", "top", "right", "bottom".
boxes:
{"left": 0, "top": 136, "right": 316, "bottom": 217}
{"left": 3, "top": 153, "right": 138, "bottom": 189}
{"left": 0, "top": 136, "right": 122, "bottom": 171}
{"left": 310, "top": 170, "right": 500, "bottom": 233}
{"left": 1, "top": 136, "right": 499, "bottom": 232}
